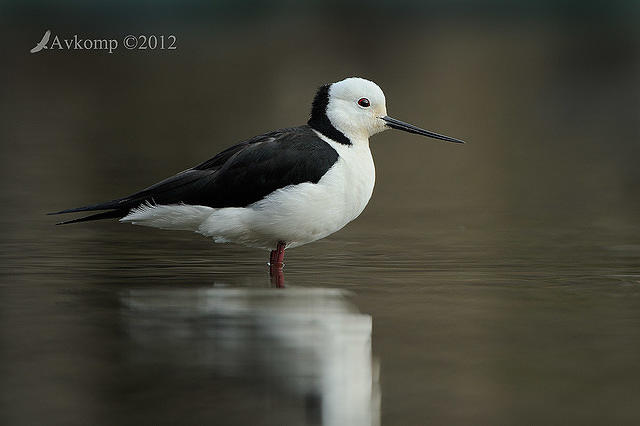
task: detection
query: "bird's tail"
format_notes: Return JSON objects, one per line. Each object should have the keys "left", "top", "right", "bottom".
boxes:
{"left": 52, "top": 210, "right": 126, "bottom": 225}
{"left": 48, "top": 198, "right": 128, "bottom": 225}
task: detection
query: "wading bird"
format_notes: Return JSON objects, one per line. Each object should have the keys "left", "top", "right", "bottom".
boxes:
{"left": 50, "top": 77, "right": 464, "bottom": 285}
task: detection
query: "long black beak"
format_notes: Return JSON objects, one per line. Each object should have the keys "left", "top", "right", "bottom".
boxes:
{"left": 381, "top": 116, "right": 465, "bottom": 144}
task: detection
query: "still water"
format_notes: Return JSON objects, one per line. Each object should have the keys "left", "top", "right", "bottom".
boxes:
{"left": 2, "top": 217, "right": 640, "bottom": 425}
{"left": 2, "top": 13, "right": 640, "bottom": 425}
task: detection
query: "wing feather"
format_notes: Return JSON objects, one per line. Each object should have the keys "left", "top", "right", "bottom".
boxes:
{"left": 50, "top": 126, "right": 339, "bottom": 223}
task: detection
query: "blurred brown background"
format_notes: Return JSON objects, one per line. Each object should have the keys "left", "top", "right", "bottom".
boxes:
{"left": 1, "top": 1, "right": 638, "bottom": 227}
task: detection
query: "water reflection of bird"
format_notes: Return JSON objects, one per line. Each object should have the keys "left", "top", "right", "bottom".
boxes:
{"left": 30, "top": 30, "right": 50, "bottom": 53}
{"left": 50, "top": 77, "right": 464, "bottom": 280}
{"left": 123, "top": 288, "right": 379, "bottom": 425}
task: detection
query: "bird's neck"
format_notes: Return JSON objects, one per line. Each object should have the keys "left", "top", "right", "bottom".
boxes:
{"left": 308, "top": 114, "right": 351, "bottom": 146}
{"left": 311, "top": 129, "right": 370, "bottom": 154}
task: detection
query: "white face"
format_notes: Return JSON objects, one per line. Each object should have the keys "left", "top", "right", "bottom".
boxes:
{"left": 325, "top": 77, "right": 389, "bottom": 141}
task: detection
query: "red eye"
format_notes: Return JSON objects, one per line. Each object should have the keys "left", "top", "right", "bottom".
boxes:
{"left": 357, "top": 98, "right": 370, "bottom": 107}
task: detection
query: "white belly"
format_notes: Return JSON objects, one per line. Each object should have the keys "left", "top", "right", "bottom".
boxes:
{"left": 121, "top": 136, "right": 376, "bottom": 250}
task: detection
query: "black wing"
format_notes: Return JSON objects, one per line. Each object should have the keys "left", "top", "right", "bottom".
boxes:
{"left": 50, "top": 125, "right": 339, "bottom": 224}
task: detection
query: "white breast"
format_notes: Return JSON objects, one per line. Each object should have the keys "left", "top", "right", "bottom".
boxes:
{"left": 318, "top": 132, "right": 376, "bottom": 225}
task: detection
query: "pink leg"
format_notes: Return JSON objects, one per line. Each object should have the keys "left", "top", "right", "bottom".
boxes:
{"left": 269, "top": 241, "right": 286, "bottom": 288}
{"left": 275, "top": 241, "right": 286, "bottom": 265}
{"left": 269, "top": 241, "right": 286, "bottom": 269}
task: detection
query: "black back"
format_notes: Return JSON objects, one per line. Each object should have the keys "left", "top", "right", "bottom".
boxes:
{"left": 51, "top": 125, "right": 340, "bottom": 223}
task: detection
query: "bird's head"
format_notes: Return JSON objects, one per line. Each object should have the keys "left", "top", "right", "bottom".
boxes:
{"left": 308, "top": 77, "right": 464, "bottom": 145}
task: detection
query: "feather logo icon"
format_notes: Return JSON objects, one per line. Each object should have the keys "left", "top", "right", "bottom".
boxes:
{"left": 30, "top": 30, "right": 51, "bottom": 53}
